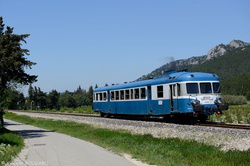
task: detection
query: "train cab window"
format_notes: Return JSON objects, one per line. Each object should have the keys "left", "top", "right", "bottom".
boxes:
{"left": 125, "top": 89, "right": 130, "bottom": 100}
{"left": 200, "top": 83, "right": 212, "bottom": 93}
{"left": 186, "top": 83, "right": 199, "bottom": 94}
{"left": 157, "top": 85, "right": 164, "bottom": 98}
{"left": 135, "top": 88, "right": 140, "bottom": 99}
{"left": 111, "top": 91, "right": 114, "bottom": 100}
{"left": 130, "top": 89, "right": 134, "bottom": 99}
{"left": 213, "top": 83, "right": 221, "bottom": 93}
{"left": 141, "top": 88, "right": 146, "bottom": 99}
{"left": 120, "top": 90, "right": 124, "bottom": 100}
{"left": 115, "top": 91, "right": 119, "bottom": 100}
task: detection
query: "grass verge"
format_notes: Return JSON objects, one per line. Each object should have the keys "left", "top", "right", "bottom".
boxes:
{"left": 4, "top": 112, "right": 250, "bottom": 166}
{"left": 0, "top": 127, "right": 24, "bottom": 166}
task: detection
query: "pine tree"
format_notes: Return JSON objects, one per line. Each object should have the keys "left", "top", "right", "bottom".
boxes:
{"left": 0, "top": 17, "right": 37, "bottom": 126}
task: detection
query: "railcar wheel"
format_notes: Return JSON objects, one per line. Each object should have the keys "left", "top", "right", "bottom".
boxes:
{"left": 100, "top": 112, "right": 105, "bottom": 117}
{"left": 100, "top": 112, "right": 111, "bottom": 118}
{"left": 163, "top": 115, "right": 171, "bottom": 122}
{"left": 199, "top": 115, "right": 208, "bottom": 122}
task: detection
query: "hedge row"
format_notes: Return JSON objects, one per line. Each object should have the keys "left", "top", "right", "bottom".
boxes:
{"left": 222, "top": 95, "right": 247, "bottom": 105}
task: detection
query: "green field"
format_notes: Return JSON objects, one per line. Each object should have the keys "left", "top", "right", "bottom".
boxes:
{"left": 3, "top": 112, "right": 250, "bottom": 166}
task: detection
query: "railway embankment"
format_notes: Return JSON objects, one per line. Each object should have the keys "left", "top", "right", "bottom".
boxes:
{"left": 7, "top": 111, "right": 250, "bottom": 152}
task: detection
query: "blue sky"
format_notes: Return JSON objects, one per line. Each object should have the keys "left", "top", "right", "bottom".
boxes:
{"left": 1, "top": 0, "right": 250, "bottom": 93}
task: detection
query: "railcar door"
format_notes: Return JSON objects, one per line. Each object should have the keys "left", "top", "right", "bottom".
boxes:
{"left": 169, "top": 84, "right": 179, "bottom": 112}
{"left": 147, "top": 85, "right": 152, "bottom": 114}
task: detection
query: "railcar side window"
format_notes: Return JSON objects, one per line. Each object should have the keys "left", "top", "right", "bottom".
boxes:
{"left": 157, "top": 85, "right": 164, "bottom": 98}
{"left": 115, "top": 91, "right": 119, "bottom": 100}
{"left": 120, "top": 90, "right": 124, "bottom": 100}
{"left": 141, "top": 88, "right": 146, "bottom": 99}
{"left": 130, "top": 89, "right": 134, "bottom": 99}
{"left": 213, "top": 83, "right": 220, "bottom": 93}
{"left": 186, "top": 83, "right": 198, "bottom": 94}
{"left": 99, "top": 93, "right": 103, "bottom": 101}
{"left": 200, "top": 83, "right": 212, "bottom": 93}
{"left": 135, "top": 88, "right": 140, "bottom": 99}
{"left": 95, "top": 93, "right": 99, "bottom": 101}
{"left": 108, "top": 88, "right": 147, "bottom": 101}
{"left": 94, "top": 92, "right": 107, "bottom": 101}
{"left": 125, "top": 89, "right": 130, "bottom": 100}
{"left": 103, "top": 92, "right": 107, "bottom": 100}
{"left": 111, "top": 91, "right": 114, "bottom": 100}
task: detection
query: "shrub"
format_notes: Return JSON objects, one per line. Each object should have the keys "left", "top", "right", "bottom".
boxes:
{"left": 0, "top": 128, "right": 24, "bottom": 165}
{"left": 246, "top": 92, "right": 250, "bottom": 101}
{"left": 222, "top": 95, "right": 247, "bottom": 105}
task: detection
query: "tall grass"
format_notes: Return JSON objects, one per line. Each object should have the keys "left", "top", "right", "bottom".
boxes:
{"left": 0, "top": 127, "right": 24, "bottom": 166}
{"left": 4, "top": 112, "right": 250, "bottom": 166}
{"left": 210, "top": 105, "right": 250, "bottom": 124}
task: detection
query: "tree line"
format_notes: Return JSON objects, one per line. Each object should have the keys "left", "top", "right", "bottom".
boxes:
{"left": 4, "top": 85, "right": 94, "bottom": 110}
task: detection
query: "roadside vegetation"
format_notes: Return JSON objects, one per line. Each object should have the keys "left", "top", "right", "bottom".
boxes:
{"left": 209, "top": 95, "right": 250, "bottom": 124}
{"left": 44, "top": 106, "right": 97, "bottom": 114}
{"left": 209, "top": 104, "right": 250, "bottom": 124}
{"left": 4, "top": 112, "right": 250, "bottom": 166}
{"left": 0, "top": 127, "right": 24, "bottom": 166}
{"left": 25, "top": 105, "right": 97, "bottom": 114}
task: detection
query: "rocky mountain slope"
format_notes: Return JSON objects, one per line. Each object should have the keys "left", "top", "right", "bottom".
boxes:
{"left": 138, "top": 40, "right": 250, "bottom": 80}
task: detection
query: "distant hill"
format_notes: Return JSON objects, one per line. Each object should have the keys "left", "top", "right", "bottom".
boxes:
{"left": 138, "top": 40, "right": 250, "bottom": 97}
{"left": 190, "top": 43, "right": 250, "bottom": 80}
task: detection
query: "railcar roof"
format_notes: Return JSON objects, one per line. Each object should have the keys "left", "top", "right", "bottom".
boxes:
{"left": 94, "top": 71, "right": 219, "bottom": 92}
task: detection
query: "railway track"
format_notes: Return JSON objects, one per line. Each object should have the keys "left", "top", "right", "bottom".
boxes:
{"left": 7, "top": 110, "right": 250, "bottom": 130}
{"left": 194, "top": 122, "right": 250, "bottom": 130}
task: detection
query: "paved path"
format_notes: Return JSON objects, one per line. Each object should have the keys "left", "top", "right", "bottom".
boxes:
{"left": 4, "top": 119, "right": 136, "bottom": 166}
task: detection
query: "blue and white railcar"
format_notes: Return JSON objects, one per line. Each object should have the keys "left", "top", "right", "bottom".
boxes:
{"left": 93, "top": 70, "right": 228, "bottom": 121}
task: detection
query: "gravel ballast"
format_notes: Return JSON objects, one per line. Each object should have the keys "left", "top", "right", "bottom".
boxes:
{"left": 8, "top": 111, "right": 250, "bottom": 152}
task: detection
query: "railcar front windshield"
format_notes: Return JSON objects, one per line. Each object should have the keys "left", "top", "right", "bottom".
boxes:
{"left": 200, "top": 83, "right": 212, "bottom": 93}
{"left": 186, "top": 83, "right": 199, "bottom": 94}
{"left": 186, "top": 82, "right": 220, "bottom": 94}
{"left": 212, "top": 83, "right": 220, "bottom": 93}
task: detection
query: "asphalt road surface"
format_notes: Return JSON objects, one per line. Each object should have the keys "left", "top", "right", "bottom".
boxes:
{"left": 4, "top": 119, "right": 136, "bottom": 166}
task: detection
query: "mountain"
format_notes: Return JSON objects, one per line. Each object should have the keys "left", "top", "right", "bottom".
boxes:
{"left": 137, "top": 40, "right": 250, "bottom": 97}
{"left": 138, "top": 40, "right": 250, "bottom": 80}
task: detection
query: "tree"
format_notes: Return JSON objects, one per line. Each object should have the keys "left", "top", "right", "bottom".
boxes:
{"left": 86, "top": 86, "right": 93, "bottom": 105}
{"left": 73, "top": 86, "right": 87, "bottom": 107}
{"left": 4, "top": 87, "right": 25, "bottom": 110}
{"left": 35, "top": 87, "right": 47, "bottom": 110}
{"left": 47, "top": 90, "right": 60, "bottom": 110}
{"left": 59, "top": 90, "right": 76, "bottom": 108}
{"left": 0, "top": 17, "right": 37, "bottom": 126}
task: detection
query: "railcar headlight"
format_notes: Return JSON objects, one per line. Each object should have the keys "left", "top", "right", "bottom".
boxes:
{"left": 214, "top": 99, "right": 222, "bottom": 105}
{"left": 191, "top": 100, "right": 200, "bottom": 106}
